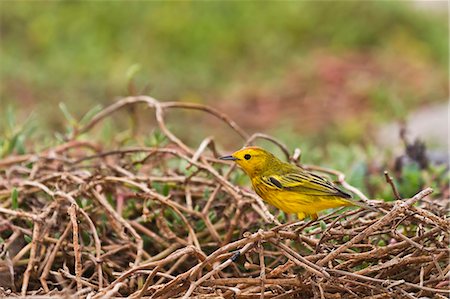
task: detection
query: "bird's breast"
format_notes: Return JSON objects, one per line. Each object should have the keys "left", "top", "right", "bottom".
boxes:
{"left": 251, "top": 178, "right": 349, "bottom": 215}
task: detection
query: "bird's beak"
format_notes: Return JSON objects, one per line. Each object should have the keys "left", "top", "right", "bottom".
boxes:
{"left": 219, "top": 155, "right": 238, "bottom": 161}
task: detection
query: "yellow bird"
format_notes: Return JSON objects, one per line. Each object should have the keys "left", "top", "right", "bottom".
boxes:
{"left": 220, "top": 146, "right": 372, "bottom": 220}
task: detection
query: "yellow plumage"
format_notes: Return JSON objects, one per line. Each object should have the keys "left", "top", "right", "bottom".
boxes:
{"left": 220, "top": 146, "right": 369, "bottom": 220}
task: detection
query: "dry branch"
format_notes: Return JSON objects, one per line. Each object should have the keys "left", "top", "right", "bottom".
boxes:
{"left": 0, "top": 96, "right": 448, "bottom": 298}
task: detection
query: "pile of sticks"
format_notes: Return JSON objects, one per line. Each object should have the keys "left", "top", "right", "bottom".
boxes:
{"left": 0, "top": 96, "right": 448, "bottom": 298}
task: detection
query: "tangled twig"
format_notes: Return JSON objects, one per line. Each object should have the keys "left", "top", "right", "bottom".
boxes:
{"left": 0, "top": 96, "right": 448, "bottom": 298}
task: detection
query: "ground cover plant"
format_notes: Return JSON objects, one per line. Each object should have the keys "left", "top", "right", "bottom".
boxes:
{"left": 0, "top": 96, "right": 448, "bottom": 298}
{"left": 2, "top": 2, "right": 448, "bottom": 145}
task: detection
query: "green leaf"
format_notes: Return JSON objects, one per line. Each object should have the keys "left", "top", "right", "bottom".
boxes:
{"left": 6, "top": 105, "right": 15, "bottom": 131}
{"left": 125, "top": 63, "right": 142, "bottom": 81}
{"left": 162, "top": 184, "right": 170, "bottom": 196}
{"left": 195, "top": 219, "right": 206, "bottom": 231}
{"left": 11, "top": 188, "right": 19, "bottom": 210}
{"left": 319, "top": 220, "right": 327, "bottom": 231}
{"left": 208, "top": 211, "right": 217, "bottom": 222}
{"left": 81, "top": 230, "right": 90, "bottom": 244}
{"left": 59, "top": 102, "right": 77, "bottom": 126}
{"left": 164, "top": 208, "right": 182, "bottom": 225}
{"left": 6, "top": 133, "right": 19, "bottom": 155}
{"left": 377, "top": 239, "right": 386, "bottom": 246}
{"left": 24, "top": 235, "right": 32, "bottom": 243}
{"left": 203, "top": 188, "right": 211, "bottom": 199}
{"left": 54, "top": 132, "right": 66, "bottom": 143}
{"left": 106, "top": 193, "right": 114, "bottom": 206}
{"left": 79, "top": 104, "right": 103, "bottom": 126}
{"left": 16, "top": 134, "right": 26, "bottom": 155}
{"left": 277, "top": 211, "right": 287, "bottom": 223}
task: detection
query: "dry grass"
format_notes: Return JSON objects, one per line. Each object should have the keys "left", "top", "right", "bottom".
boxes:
{"left": 0, "top": 96, "right": 448, "bottom": 298}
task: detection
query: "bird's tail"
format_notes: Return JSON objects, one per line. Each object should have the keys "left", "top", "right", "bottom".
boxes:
{"left": 335, "top": 186, "right": 378, "bottom": 212}
{"left": 346, "top": 198, "right": 379, "bottom": 212}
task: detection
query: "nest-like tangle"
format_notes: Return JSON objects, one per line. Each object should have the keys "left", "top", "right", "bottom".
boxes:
{"left": 0, "top": 96, "right": 448, "bottom": 298}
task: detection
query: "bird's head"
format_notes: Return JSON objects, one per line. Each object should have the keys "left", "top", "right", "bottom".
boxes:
{"left": 220, "top": 146, "right": 278, "bottom": 177}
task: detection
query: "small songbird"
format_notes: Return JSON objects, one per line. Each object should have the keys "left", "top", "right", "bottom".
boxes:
{"left": 220, "top": 146, "right": 372, "bottom": 220}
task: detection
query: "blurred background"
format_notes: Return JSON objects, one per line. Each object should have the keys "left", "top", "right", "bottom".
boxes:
{"left": 1, "top": 1, "right": 448, "bottom": 155}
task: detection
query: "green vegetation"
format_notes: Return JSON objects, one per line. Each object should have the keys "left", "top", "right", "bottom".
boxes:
{"left": 1, "top": 2, "right": 448, "bottom": 144}
{"left": 0, "top": 1, "right": 448, "bottom": 208}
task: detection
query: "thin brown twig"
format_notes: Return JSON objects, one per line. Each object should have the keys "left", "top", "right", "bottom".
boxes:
{"left": 21, "top": 221, "right": 41, "bottom": 296}
{"left": 317, "top": 188, "right": 433, "bottom": 267}
{"left": 40, "top": 222, "right": 72, "bottom": 292}
{"left": 68, "top": 204, "right": 82, "bottom": 293}
{"left": 132, "top": 265, "right": 161, "bottom": 299}
{"left": 258, "top": 240, "right": 266, "bottom": 299}
{"left": 384, "top": 170, "right": 402, "bottom": 200}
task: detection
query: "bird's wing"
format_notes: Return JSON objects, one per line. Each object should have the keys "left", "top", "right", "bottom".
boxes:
{"left": 262, "top": 171, "right": 351, "bottom": 198}
{"left": 261, "top": 170, "right": 379, "bottom": 212}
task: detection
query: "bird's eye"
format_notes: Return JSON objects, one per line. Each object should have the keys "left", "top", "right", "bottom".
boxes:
{"left": 244, "top": 154, "right": 251, "bottom": 160}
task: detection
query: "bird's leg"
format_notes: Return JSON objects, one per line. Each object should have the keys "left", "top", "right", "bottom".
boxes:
{"left": 311, "top": 213, "right": 318, "bottom": 221}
